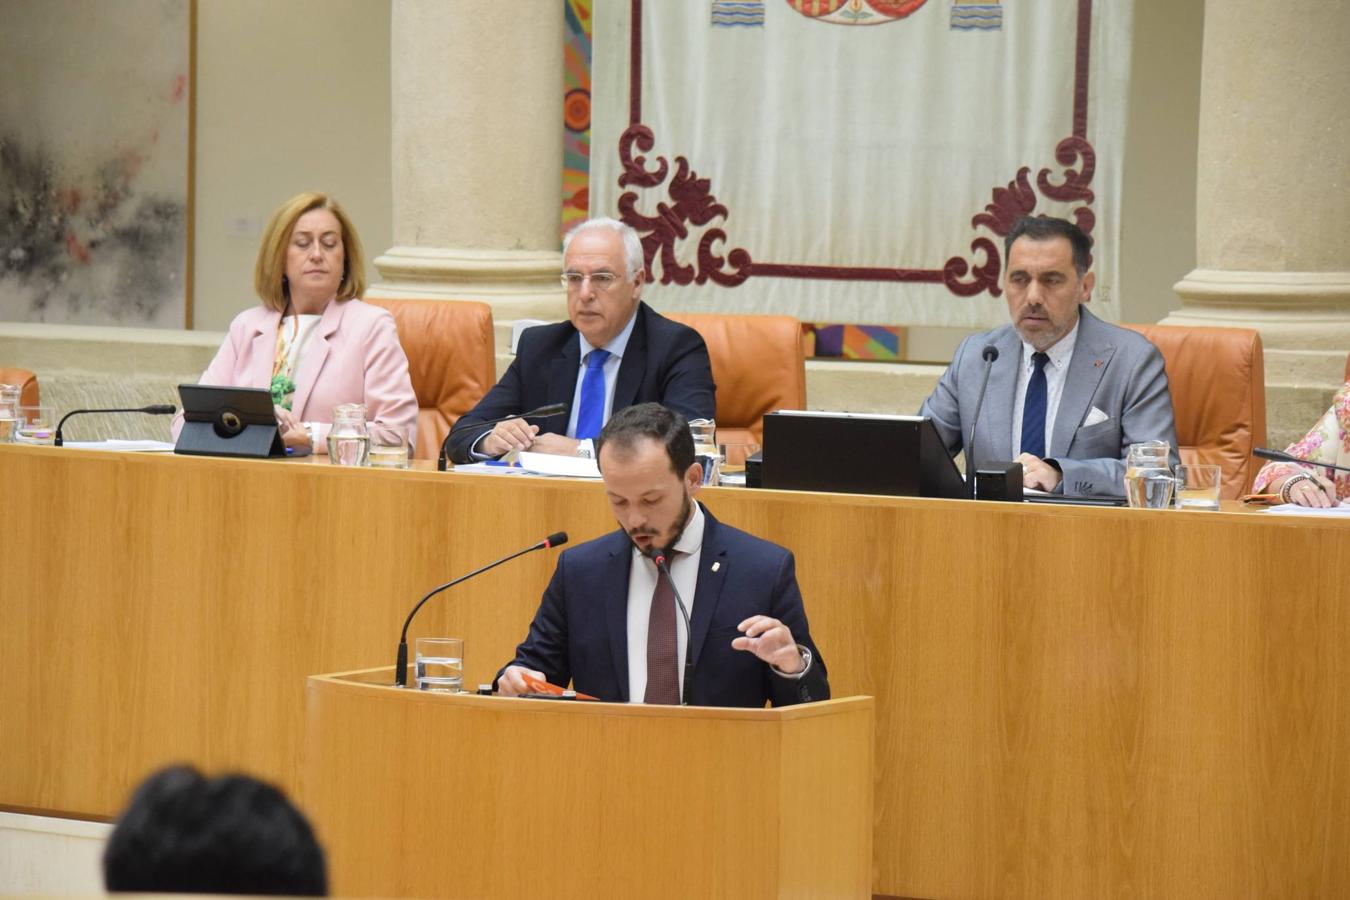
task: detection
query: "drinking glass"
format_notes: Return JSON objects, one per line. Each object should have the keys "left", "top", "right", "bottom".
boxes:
{"left": 1174, "top": 464, "right": 1222, "bottom": 511}
{"left": 13, "top": 405, "right": 55, "bottom": 445}
{"left": 0, "top": 385, "right": 20, "bottom": 442}
{"left": 1124, "top": 441, "right": 1173, "bottom": 509}
{"left": 689, "top": 418, "right": 721, "bottom": 485}
{"left": 368, "top": 423, "right": 410, "bottom": 469}
{"left": 327, "top": 403, "right": 369, "bottom": 466}
{"left": 415, "top": 637, "right": 464, "bottom": 693}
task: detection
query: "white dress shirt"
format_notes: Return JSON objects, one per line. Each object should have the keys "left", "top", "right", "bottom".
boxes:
{"left": 1011, "top": 317, "right": 1080, "bottom": 457}
{"left": 626, "top": 502, "right": 704, "bottom": 704}
{"left": 564, "top": 310, "right": 638, "bottom": 438}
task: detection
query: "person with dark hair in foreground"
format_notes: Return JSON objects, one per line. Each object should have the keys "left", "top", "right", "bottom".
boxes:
{"left": 103, "top": 765, "right": 327, "bottom": 896}
{"left": 496, "top": 403, "right": 828, "bottom": 707}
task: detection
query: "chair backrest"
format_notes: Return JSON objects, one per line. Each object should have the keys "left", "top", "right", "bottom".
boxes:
{"left": 0, "top": 367, "right": 40, "bottom": 407}
{"left": 664, "top": 312, "right": 806, "bottom": 456}
{"left": 364, "top": 297, "right": 496, "bottom": 460}
{"left": 1120, "top": 322, "right": 1267, "bottom": 498}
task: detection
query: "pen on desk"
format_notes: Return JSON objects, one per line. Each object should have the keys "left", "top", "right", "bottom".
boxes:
{"left": 484, "top": 459, "right": 521, "bottom": 468}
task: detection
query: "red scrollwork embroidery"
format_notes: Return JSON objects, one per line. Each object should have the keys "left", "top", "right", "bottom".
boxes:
{"left": 944, "top": 136, "right": 1098, "bottom": 298}
{"left": 943, "top": 237, "right": 1002, "bottom": 298}
{"left": 617, "top": 124, "right": 667, "bottom": 188}
{"left": 1036, "top": 136, "right": 1095, "bottom": 204}
{"left": 616, "top": 124, "right": 753, "bottom": 286}
{"left": 971, "top": 167, "right": 1037, "bottom": 236}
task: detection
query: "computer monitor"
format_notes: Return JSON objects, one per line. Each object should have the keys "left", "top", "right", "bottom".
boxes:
{"left": 759, "top": 410, "right": 965, "bottom": 499}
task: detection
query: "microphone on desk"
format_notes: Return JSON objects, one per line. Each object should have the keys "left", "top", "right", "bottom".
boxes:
{"left": 394, "top": 531, "right": 569, "bottom": 688}
{"left": 54, "top": 404, "right": 177, "bottom": 446}
{"left": 438, "top": 403, "right": 570, "bottom": 471}
{"left": 965, "top": 345, "right": 1000, "bottom": 499}
{"left": 1253, "top": 447, "right": 1350, "bottom": 476}
{"left": 645, "top": 545, "right": 694, "bottom": 706}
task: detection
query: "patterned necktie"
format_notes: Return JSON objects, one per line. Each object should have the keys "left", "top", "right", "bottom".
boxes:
{"left": 1021, "top": 351, "right": 1050, "bottom": 458}
{"left": 575, "top": 349, "right": 611, "bottom": 440}
{"left": 644, "top": 551, "right": 682, "bottom": 705}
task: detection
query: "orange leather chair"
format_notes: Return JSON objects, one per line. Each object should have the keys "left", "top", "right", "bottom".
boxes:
{"left": 1121, "top": 323, "right": 1266, "bottom": 498}
{"left": 0, "top": 367, "right": 40, "bottom": 407}
{"left": 665, "top": 312, "right": 806, "bottom": 462}
{"left": 365, "top": 297, "right": 495, "bottom": 460}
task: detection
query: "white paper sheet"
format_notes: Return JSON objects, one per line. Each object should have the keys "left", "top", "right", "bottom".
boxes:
{"left": 517, "top": 451, "right": 602, "bottom": 479}
{"left": 61, "top": 440, "right": 176, "bottom": 452}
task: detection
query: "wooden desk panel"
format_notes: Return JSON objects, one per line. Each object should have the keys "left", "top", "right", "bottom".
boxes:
{"left": 3, "top": 444, "right": 1348, "bottom": 897}
{"left": 305, "top": 671, "right": 873, "bottom": 899}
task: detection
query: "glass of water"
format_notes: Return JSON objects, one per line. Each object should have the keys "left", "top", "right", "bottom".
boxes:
{"left": 415, "top": 637, "right": 464, "bottom": 693}
{"left": 1174, "top": 464, "right": 1222, "bottom": 510}
{"left": 1124, "top": 441, "right": 1173, "bottom": 509}
{"left": 14, "top": 405, "right": 55, "bottom": 445}
{"left": 0, "top": 385, "right": 20, "bottom": 442}
{"left": 368, "top": 423, "right": 410, "bottom": 469}
{"left": 689, "top": 418, "right": 721, "bottom": 485}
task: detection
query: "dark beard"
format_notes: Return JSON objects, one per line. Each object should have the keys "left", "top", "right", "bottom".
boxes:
{"left": 627, "top": 492, "right": 694, "bottom": 555}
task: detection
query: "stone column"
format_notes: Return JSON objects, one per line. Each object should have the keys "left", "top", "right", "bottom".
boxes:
{"left": 374, "top": 0, "right": 568, "bottom": 329}
{"left": 1167, "top": 0, "right": 1350, "bottom": 445}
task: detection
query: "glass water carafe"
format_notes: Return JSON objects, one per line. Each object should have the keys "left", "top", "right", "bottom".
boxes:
{"left": 327, "top": 403, "right": 370, "bottom": 466}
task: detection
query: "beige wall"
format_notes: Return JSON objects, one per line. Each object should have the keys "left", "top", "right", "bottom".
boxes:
{"left": 1118, "top": 0, "right": 1204, "bottom": 326}
{"left": 193, "top": 0, "right": 392, "bottom": 331}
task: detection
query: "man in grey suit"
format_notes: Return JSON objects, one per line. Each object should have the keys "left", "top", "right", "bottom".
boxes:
{"left": 920, "top": 216, "right": 1178, "bottom": 497}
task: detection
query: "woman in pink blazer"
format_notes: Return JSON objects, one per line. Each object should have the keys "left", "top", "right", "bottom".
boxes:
{"left": 174, "top": 192, "right": 417, "bottom": 452}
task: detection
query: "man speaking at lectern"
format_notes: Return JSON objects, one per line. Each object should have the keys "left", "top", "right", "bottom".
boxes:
{"left": 496, "top": 404, "right": 828, "bottom": 707}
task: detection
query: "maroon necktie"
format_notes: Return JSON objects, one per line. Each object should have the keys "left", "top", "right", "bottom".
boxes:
{"left": 644, "top": 552, "right": 681, "bottom": 705}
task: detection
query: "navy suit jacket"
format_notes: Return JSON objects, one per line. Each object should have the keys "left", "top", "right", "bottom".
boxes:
{"left": 501, "top": 507, "right": 829, "bottom": 708}
{"left": 446, "top": 302, "right": 716, "bottom": 463}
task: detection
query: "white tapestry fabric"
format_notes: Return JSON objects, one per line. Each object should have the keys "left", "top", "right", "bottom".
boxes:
{"left": 590, "top": 0, "right": 1134, "bottom": 329}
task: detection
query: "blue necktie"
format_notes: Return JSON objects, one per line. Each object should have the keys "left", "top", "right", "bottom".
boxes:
{"left": 575, "top": 349, "right": 611, "bottom": 440}
{"left": 1020, "top": 351, "right": 1050, "bottom": 458}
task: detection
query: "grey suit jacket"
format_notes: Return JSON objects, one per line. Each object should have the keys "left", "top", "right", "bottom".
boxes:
{"left": 918, "top": 306, "right": 1179, "bottom": 497}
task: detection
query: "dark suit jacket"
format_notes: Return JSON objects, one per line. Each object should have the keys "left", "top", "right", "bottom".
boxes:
{"left": 500, "top": 507, "right": 829, "bottom": 708}
{"left": 446, "top": 302, "right": 716, "bottom": 463}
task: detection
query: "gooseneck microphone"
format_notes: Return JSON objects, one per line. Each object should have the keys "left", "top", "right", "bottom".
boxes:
{"left": 645, "top": 545, "right": 694, "bottom": 706}
{"left": 965, "top": 345, "right": 1000, "bottom": 499}
{"left": 54, "top": 404, "right": 177, "bottom": 446}
{"left": 439, "top": 403, "right": 569, "bottom": 471}
{"left": 394, "top": 531, "right": 568, "bottom": 688}
{"left": 1253, "top": 447, "right": 1350, "bottom": 476}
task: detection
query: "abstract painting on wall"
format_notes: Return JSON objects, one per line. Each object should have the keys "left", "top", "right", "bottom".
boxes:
{"left": 0, "top": 0, "right": 193, "bottom": 328}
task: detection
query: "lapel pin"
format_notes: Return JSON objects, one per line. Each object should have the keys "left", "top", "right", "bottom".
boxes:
{"left": 1094, "top": 359, "right": 1104, "bottom": 368}
{"left": 711, "top": 562, "right": 721, "bottom": 572}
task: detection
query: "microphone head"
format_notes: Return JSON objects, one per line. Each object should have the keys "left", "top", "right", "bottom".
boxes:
{"left": 543, "top": 531, "right": 568, "bottom": 549}
{"left": 982, "top": 345, "right": 999, "bottom": 362}
{"left": 144, "top": 404, "right": 177, "bottom": 415}
{"left": 643, "top": 544, "right": 666, "bottom": 566}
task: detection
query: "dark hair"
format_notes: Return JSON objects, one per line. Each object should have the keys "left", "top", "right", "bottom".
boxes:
{"left": 1004, "top": 215, "right": 1093, "bottom": 277}
{"left": 103, "top": 765, "right": 327, "bottom": 896}
{"left": 596, "top": 403, "right": 695, "bottom": 476}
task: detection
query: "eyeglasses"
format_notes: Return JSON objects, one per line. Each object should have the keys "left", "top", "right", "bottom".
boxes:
{"left": 560, "top": 272, "right": 622, "bottom": 292}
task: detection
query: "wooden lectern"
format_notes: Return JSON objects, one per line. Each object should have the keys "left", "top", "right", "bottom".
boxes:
{"left": 304, "top": 670, "right": 873, "bottom": 899}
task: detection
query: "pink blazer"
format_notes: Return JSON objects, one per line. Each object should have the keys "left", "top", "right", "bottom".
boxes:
{"left": 172, "top": 299, "right": 418, "bottom": 449}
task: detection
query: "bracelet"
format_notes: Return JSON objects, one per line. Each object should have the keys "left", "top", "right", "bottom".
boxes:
{"left": 1280, "top": 472, "right": 1312, "bottom": 503}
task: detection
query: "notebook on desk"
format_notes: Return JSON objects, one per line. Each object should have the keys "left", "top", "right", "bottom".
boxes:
{"left": 759, "top": 411, "right": 966, "bottom": 499}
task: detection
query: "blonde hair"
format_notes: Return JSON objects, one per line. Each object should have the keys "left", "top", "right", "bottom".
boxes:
{"left": 253, "top": 192, "right": 367, "bottom": 311}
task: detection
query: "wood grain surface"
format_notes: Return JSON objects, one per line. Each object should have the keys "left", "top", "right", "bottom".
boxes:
{"left": 3, "top": 444, "right": 1348, "bottom": 897}
{"left": 304, "top": 670, "right": 873, "bottom": 898}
